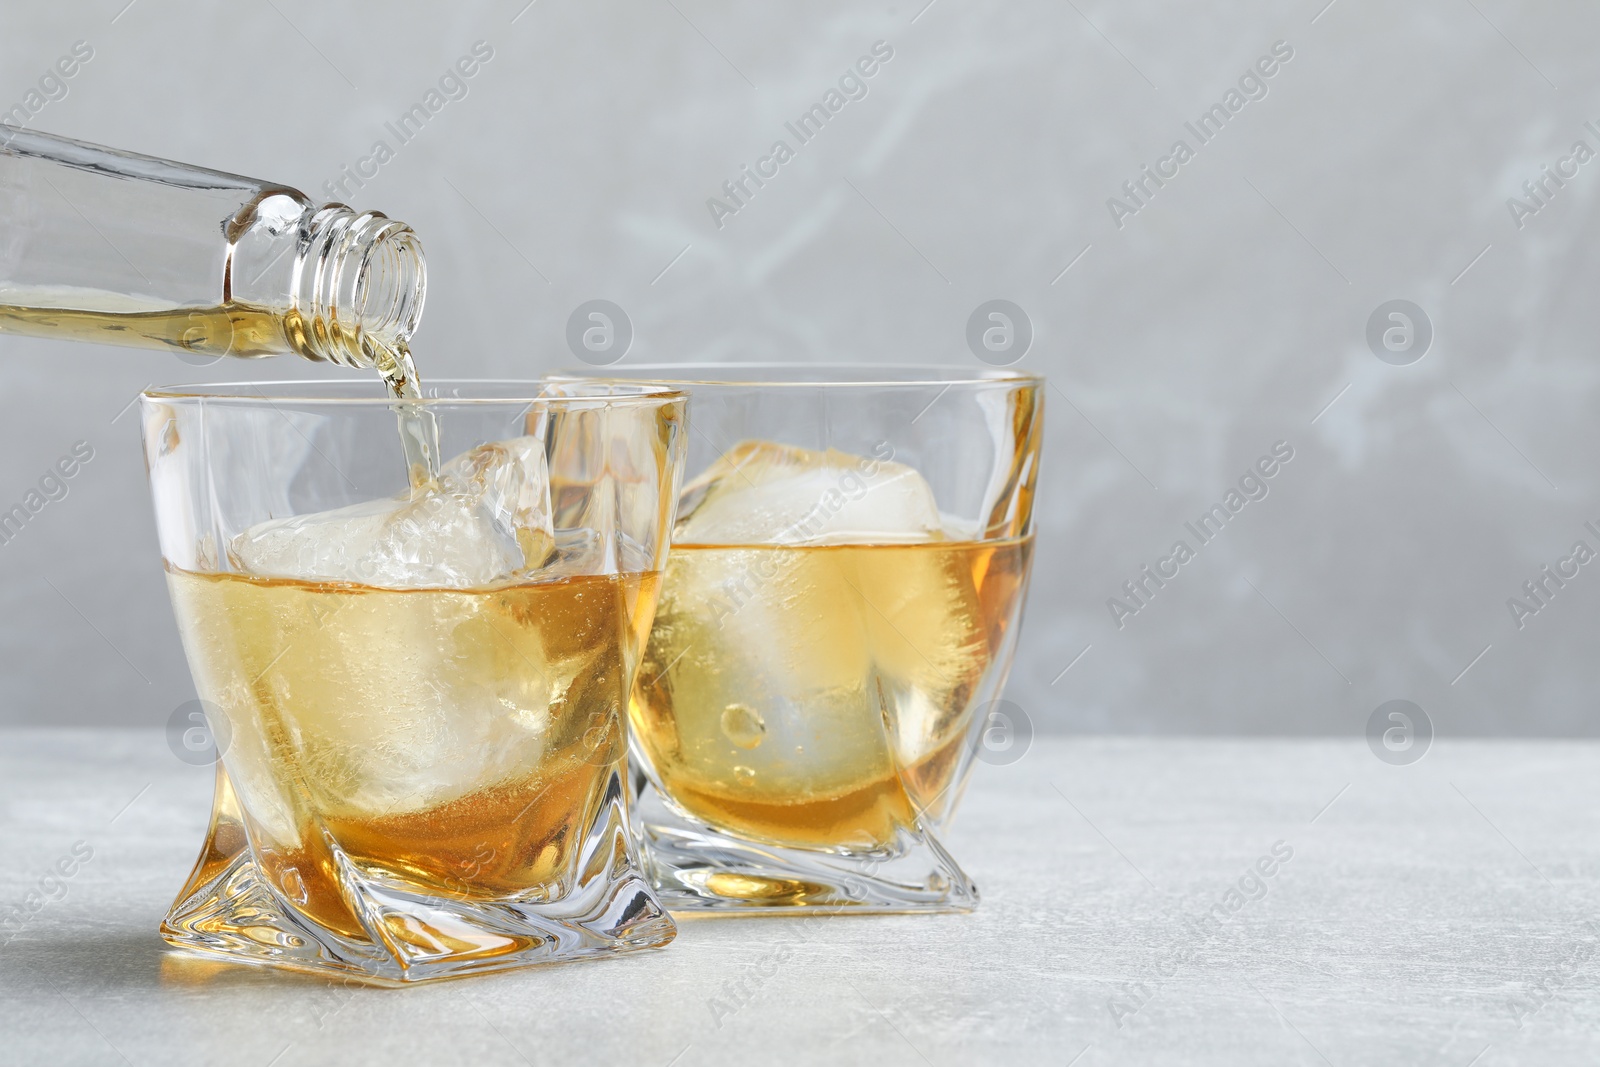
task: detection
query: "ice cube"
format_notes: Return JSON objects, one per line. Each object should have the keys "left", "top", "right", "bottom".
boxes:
{"left": 673, "top": 441, "right": 944, "bottom": 545}
{"left": 230, "top": 436, "right": 555, "bottom": 588}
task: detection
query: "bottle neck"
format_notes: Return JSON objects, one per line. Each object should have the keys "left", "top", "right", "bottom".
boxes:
{"left": 284, "top": 207, "right": 426, "bottom": 369}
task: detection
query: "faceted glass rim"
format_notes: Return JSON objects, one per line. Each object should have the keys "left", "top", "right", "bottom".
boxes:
{"left": 140, "top": 378, "right": 688, "bottom": 407}
{"left": 553, "top": 362, "right": 1042, "bottom": 388}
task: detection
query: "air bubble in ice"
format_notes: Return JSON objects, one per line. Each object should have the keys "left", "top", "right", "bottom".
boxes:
{"left": 720, "top": 703, "right": 766, "bottom": 750}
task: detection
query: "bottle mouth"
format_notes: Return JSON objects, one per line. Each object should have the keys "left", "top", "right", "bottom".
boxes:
{"left": 357, "top": 225, "right": 426, "bottom": 347}
{"left": 293, "top": 207, "right": 426, "bottom": 368}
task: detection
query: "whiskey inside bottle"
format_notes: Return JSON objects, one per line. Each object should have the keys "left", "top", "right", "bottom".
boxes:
{"left": 0, "top": 291, "right": 296, "bottom": 357}
{"left": 0, "top": 291, "right": 440, "bottom": 485}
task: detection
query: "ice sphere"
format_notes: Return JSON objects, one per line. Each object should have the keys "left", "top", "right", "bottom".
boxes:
{"left": 230, "top": 436, "right": 554, "bottom": 588}
{"left": 673, "top": 441, "right": 944, "bottom": 545}
{"left": 641, "top": 441, "right": 989, "bottom": 839}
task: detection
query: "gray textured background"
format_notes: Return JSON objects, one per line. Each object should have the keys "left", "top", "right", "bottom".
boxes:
{"left": 1, "top": 0, "right": 1595, "bottom": 735}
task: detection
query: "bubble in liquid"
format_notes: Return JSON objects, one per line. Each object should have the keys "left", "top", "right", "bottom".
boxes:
{"left": 733, "top": 765, "right": 756, "bottom": 785}
{"left": 720, "top": 703, "right": 766, "bottom": 750}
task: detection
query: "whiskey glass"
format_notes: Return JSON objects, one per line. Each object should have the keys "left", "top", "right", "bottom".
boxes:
{"left": 141, "top": 380, "right": 686, "bottom": 982}
{"left": 563, "top": 365, "right": 1042, "bottom": 913}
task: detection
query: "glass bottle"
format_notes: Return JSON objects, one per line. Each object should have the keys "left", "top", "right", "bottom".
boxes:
{"left": 0, "top": 125, "right": 426, "bottom": 392}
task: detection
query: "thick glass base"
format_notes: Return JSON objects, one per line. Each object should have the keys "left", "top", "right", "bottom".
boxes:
{"left": 632, "top": 781, "right": 978, "bottom": 915}
{"left": 161, "top": 764, "right": 675, "bottom": 984}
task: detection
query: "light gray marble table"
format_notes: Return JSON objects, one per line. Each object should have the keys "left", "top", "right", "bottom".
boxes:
{"left": 2, "top": 731, "right": 1597, "bottom": 1065}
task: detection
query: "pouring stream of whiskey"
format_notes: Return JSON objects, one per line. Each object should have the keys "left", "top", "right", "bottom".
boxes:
{"left": 367, "top": 336, "right": 442, "bottom": 490}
